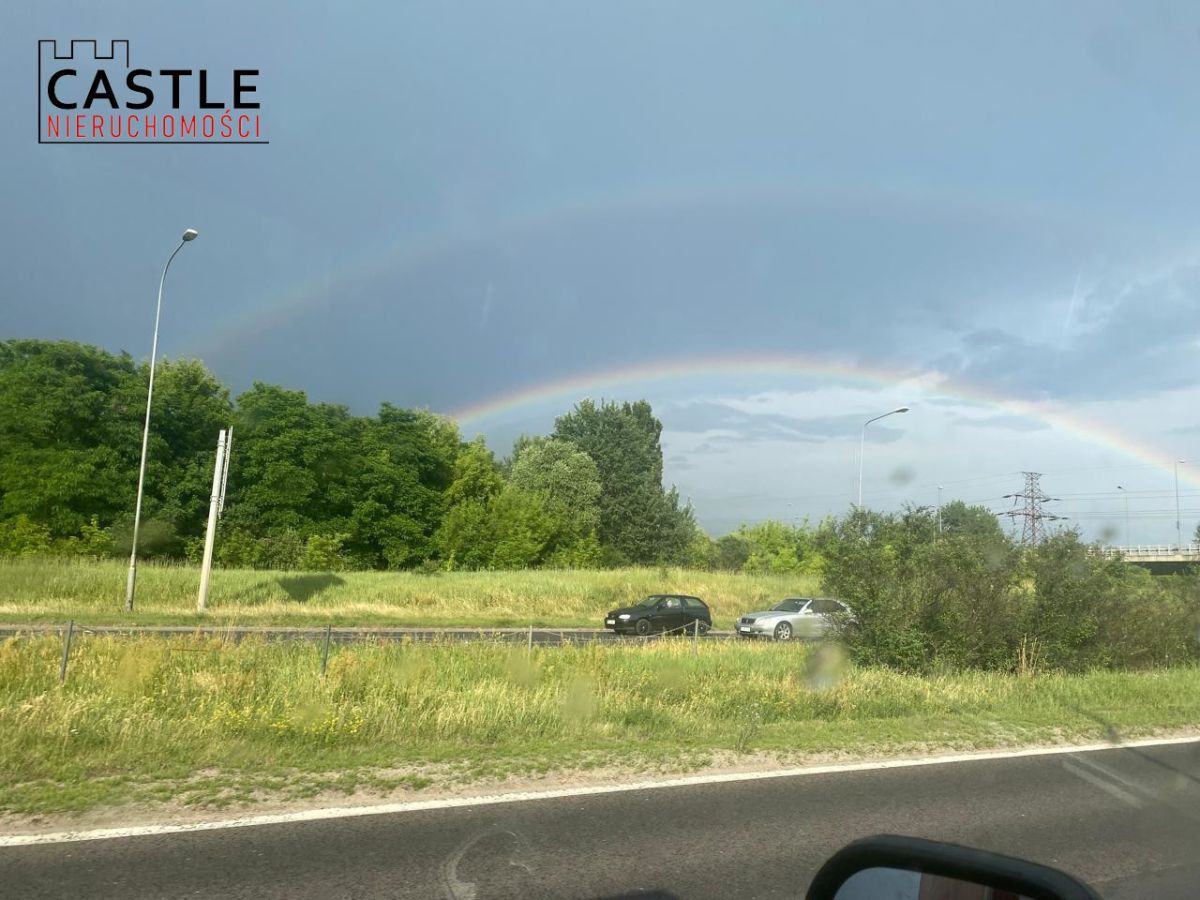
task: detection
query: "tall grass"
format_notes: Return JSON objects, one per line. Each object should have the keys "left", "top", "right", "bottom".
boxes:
{"left": 2, "top": 634, "right": 1198, "bottom": 814}
{"left": 0, "top": 558, "right": 818, "bottom": 627}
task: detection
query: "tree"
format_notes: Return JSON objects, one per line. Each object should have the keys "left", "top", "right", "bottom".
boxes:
{"left": 347, "top": 405, "right": 456, "bottom": 568}
{"left": 433, "top": 485, "right": 559, "bottom": 570}
{"left": 128, "top": 358, "right": 233, "bottom": 551}
{"left": 735, "top": 519, "right": 825, "bottom": 574}
{"left": 1022, "top": 531, "right": 1116, "bottom": 669}
{"left": 0, "top": 340, "right": 231, "bottom": 555}
{"left": 552, "top": 399, "right": 693, "bottom": 564}
{"left": 821, "top": 506, "right": 1022, "bottom": 671}
{"left": 714, "top": 534, "right": 753, "bottom": 571}
{"left": 435, "top": 499, "right": 493, "bottom": 569}
{"left": 225, "top": 383, "right": 334, "bottom": 533}
{"left": 487, "top": 487, "right": 556, "bottom": 568}
{"left": 0, "top": 340, "right": 137, "bottom": 537}
{"left": 939, "top": 500, "right": 1004, "bottom": 541}
{"left": 508, "top": 438, "right": 601, "bottom": 550}
{"left": 680, "top": 526, "right": 716, "bottom": 569}
{"left": 223, "top": 385, "right": 455, "bottom": 568}
{"left": 0, "top": 515, "right": 53, "bottom": 557}
{"left": 444, "top": 436, "right": 503, "bottom": 507}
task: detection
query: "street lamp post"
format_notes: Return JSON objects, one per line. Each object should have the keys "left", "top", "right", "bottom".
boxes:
{"left": 1117, "top": 485, "right": 1129, "bottom": 548}
{"left": 1176, "top": 460, "right": 1187, "bottom": 550}
{"left": 857, "top": 407, "right": 909, "bottom": 508}
{"left": 125, "top": 228, "right": 199, "bottom": 612}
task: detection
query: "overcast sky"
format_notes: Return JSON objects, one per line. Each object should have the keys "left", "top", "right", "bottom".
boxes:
{"left": 2, "top": 1, "right": 1197, "bottom": 541}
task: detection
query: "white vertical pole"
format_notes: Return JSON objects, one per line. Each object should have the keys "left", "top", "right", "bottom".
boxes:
{"left": 198, "top": 429, "right": 227, "bottom": 612}
{"left": 218, "top": 425, "right": 233, "bottom": 517}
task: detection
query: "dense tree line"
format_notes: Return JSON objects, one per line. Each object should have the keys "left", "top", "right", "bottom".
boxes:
{"left": 0, "top": 340, "right": 699, "bottom": 569}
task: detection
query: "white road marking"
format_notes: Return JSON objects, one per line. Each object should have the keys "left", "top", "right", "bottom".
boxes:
{"left": 1061, "top": 759, "right": 1145, "bottom": 808}
{"left": 2, "top": 735, "right": 1196, "bottom": 847}
{"left": 1065, "top": 745, "right": 1200, "bottom": 825}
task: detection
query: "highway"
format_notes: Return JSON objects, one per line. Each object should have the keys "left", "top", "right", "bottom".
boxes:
{"left": 4, "top": 741, "right": 1200, "bottom": 898}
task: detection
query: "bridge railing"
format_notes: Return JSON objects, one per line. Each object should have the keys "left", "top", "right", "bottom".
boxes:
{"left": 1100, "top": 545, "right": 1200, "bottom": 560}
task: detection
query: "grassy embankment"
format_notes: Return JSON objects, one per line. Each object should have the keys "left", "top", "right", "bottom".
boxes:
{"left": 0, "top": 558, "right": 819, "bottom": 628}
{"left": 2, "top": 634, "right": 1198, "bottom": 816}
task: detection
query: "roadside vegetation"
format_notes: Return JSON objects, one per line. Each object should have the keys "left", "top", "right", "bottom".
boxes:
{"left": 826, "top": 507, "right": 1200, "bottom": 673}
{"left": 0, "top": 559, "right": 816, "bottom": 628}
{"left": 3, "top": 635, "right": 1198, "bottom": 816}
{"left": 4, "top": 340, "right": 1200, "bottom": 822}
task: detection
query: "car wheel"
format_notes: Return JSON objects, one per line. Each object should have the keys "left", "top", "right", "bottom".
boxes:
{"left": 773, "top": 621, "right": 792, "bottom": 642}
{"left": 634, "top": 617, "right": 652, "bottom": 636}
{"left": 696, "top": 621, "right": 709, "bottom": 636}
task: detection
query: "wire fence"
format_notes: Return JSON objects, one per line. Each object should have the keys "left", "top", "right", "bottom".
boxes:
{"left": 5, "top": 619, "right": 747, "bottom": 683}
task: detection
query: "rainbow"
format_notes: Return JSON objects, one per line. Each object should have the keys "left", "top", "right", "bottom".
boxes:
{"left": 449, "top": 353, "right": 1200, "bottom": 490}
{"left": 181, "top": 176, "right": 1192, "bottom": 489}
{"left": 188, "top": 176, "right": 1131, "bottom": 358}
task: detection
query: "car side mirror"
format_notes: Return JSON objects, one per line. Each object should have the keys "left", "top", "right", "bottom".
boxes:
{"left": 806, "top": 835, "right": 1099, "bottom": 900}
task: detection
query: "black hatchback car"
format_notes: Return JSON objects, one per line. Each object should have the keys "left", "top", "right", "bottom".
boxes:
{"left": 604, "top": 594, "right": 712, "bottom": 636}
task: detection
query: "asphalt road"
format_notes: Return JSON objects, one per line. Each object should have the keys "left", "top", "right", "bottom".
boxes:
{"left": 5, "top": 742, "right": 1200, "bottom": 899}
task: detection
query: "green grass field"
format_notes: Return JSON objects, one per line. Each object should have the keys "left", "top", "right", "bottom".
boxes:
{"left": 2, "top": 634, "right": 1198, "bottom": 816}
{"left": 0, "top": 558, "right": 818, "bottom": 628}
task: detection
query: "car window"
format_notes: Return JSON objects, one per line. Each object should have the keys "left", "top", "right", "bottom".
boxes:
{"left": 15, "top": 7, "right": 1198, "bottom": 898}
{"left": 810, "top": 598, "right": 845, "bottom": 615}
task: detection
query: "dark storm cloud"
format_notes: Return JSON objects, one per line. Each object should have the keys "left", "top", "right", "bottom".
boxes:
{"left": 2, "top": 1, "right": 1199, "bottom": 439}
{"left": 203, "top": 193, "right": 1128, "bottom": 414}
{"left": 936, "top": 261, "right": 1200, "bottom": 402}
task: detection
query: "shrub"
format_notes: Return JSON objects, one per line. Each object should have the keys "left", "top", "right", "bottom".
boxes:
{"left": 822, "top": 506, "right": 1198, "bottom": 672}
{"left": 58, "top": 516, "right": 115, "bottom": 559}
{"left": 0, "top": 515, "right": 52, "bottom": 557}
{"left": 301, "top": 533, "right": 348, "bottom": 571}
{"left": 213, "top": 527, "right": 304, "bottom": 570}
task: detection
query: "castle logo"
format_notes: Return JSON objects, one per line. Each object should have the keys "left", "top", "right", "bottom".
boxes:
{"left": 37, "top": 39, "right": 267, "bottom": 145}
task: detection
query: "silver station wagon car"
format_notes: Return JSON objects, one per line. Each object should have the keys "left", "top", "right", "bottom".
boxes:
{"left": 736, "top": 597, "right": 851, "bottom": 641}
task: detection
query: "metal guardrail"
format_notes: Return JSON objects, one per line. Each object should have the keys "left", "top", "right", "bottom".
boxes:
{"left": 5, "top": 620, "right": 741, "bottom": 681}
{"left": 0, "top": 622, "right": 736, "bottom": 647}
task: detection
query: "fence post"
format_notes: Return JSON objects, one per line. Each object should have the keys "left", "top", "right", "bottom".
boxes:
{"left": 321, "top": 624, "right": 332, "bottom": 677}
{"left": 527, "top": 624, "right": 534, "bottom": 656}
{"left": 692, "top": 618, "right": 699, "bottom": 655}
{"left": 59, "top": 620, "right": 75, "bottom": 683}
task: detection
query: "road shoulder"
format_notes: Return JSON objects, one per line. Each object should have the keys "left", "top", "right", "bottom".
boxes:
{"left": 5, "top": 733, "right": 1198, "bottom": 844}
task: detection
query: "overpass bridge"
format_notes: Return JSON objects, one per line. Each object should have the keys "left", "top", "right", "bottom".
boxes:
{"left": 1100, "top": 545, "right": 1200, "bottom": 574}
